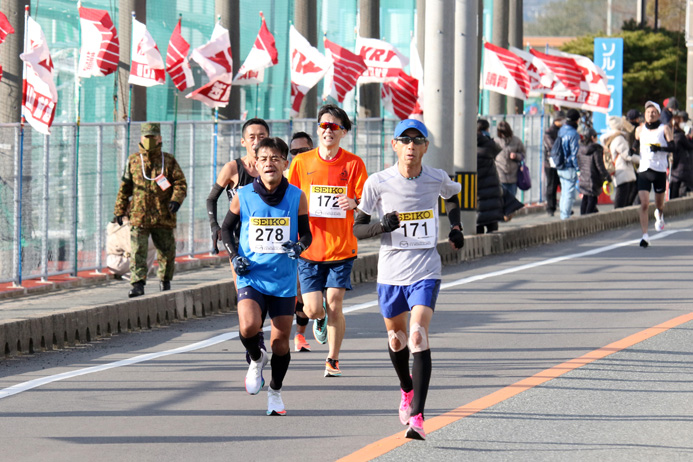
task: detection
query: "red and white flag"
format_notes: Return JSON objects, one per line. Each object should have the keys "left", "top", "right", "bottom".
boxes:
{"left": 187, "top": 22, "right": 233, "bottom": 108}
{"left": 77, "top": 6, "right": 119, "bottom": 77}
{"left": 233, "top": 12, "right": 278, "bottom": 86}
{"left": 0, "top": 11, "right": 15, "bottom": 83}
{"left": 529, "top": 48, "right": 582, "bottom": 92}
{"left": 381, "top": 70, "right": 420, "bottom": 120}
{"left": 289, "top": 25, "right": 331, "bottom": 117}
{"left": 165, "top": 18, "right": 194, "bottom": 91}
{"left": 128, "top": 17, "right": 165, "bottom": 87}
{"left": 356, "top": 36, "right": 408, "bottom": 83}
{"left": 322, "top": 38, "right": 367, "bottom": 103}
{"left": 0, "top": 11, "right": 15, "bottom": 44}
{"left": 481, "top": 43, "right": 530, "bottom": 100}
{"left": 20, "top": 16, "right": 57, "bottom": 135}
{"left": 542, "top": 48, "right": 610, "bottom": 113}
{"left": 509, "top": 46, "right": 571, "bottom": 96}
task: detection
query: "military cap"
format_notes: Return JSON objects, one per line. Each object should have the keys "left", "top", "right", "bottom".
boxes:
{"left": 141, "top": 123, "right": 161, "bottom": 136}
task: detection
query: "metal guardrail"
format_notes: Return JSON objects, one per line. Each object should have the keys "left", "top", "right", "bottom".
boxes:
{"left": 0, "top": 115, "right": 548, "bottom": 285}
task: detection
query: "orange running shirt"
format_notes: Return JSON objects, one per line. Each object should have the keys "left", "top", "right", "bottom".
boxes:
{"left": 288, "top": 147, "right": 368, "bottom": 263}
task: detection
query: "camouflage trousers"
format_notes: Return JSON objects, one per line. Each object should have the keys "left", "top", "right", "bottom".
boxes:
{"left": 130, "top": 227, "right": 176, "bottom": 284}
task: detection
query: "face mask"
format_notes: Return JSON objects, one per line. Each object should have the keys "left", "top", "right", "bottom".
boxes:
{"left": 482, "top": 131, "right": 490, "bottom": 137}
{"left": 141, "top": 137, "right": 160, "bottom": 151}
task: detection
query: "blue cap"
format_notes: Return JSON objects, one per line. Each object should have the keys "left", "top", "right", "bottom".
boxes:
{"left": 394, "top": 119, "right": 428, "bottom": 138}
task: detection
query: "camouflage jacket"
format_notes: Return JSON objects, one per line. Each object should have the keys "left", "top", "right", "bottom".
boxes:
{"left": 114, "top": 147, "right": 187, "bottom": 229}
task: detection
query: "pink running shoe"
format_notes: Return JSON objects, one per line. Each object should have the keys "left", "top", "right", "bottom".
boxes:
{"left": 405, "top": 413, "right": 426, "bottom": 440}
{"left": 399, "top": 389, "right": 414, "bottom": 425}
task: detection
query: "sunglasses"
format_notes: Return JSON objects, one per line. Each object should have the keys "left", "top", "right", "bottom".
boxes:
{"left": 318, "top": 122, "right": 345, "bottom": 131}
{"left": 395, "top": 136, "right": 427, "bottom": 145}
{"left": 290, "top": 147, "right": 311, "bottom": 156}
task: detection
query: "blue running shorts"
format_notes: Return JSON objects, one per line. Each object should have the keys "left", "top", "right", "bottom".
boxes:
{"left": 298, "top": 259, "right": 354, "bottom": 294}
{"left": 377, "top": 279, "right": 441, "bottom": 319}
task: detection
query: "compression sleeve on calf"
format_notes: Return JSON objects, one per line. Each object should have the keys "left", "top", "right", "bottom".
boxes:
{"left": 353, "top": 210, "right": 384, "bottom": 239}
{"left": 221, "top": 210, "right": 240, "bottom": 258}
{"left": 297, "top": 214, "right": 312, "bottom": 249}
{"left": 444, "top": 195, "right": 462, "bottom": 229}
{"left": 206, "top": 183, "right": 225, "bottom": 228}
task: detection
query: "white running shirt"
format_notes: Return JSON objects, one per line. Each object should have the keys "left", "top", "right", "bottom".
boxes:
{"left": 358, "top": 164, "right": 461, "bottom": 285}
{"left": 638, "top": 124, "right": 669, "bottom": 173}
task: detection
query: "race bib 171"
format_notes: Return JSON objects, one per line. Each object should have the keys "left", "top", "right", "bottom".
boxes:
{"left": 390, "top": 209, "right": 436, "bottom": 249}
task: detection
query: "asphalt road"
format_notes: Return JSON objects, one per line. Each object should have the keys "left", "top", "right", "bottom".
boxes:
{"left": 1, "top": 215, "right": 692, "bottom": 462}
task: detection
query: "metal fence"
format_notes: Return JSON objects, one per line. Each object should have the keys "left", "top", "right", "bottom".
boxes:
{"left": 0, "top": 115, "right": 548, "bottom": 285}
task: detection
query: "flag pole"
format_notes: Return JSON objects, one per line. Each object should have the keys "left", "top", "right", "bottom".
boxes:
{"left": 126, "top": 11, "right": 135, "bottom": 155}
{"left": 172, "top": 13, "right": 182, "bottom": 157}
{"left": 212, "top": 15, "right": 221, "bottom": 184}
{"left": 14, "top": 5, "right": 30, "bottom": 287}
{"left": 72, "top": 3, "right": 84, "bottom": 277}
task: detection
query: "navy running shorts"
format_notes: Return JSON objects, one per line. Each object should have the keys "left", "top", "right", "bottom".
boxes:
{"left": 237, "top": 285, "right": 295, "bottom": 319}
{"left": 377, "top": 279, "right": 441, "bottom": 319}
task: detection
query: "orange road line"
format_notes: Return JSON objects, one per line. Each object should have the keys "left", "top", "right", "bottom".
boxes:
{"left": 339, "top": 312, "right": 693, "bottom": 462}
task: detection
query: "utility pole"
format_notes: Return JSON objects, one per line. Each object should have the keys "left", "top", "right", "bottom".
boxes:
{"left": 358, "top": 0, "right": 380, "bottom": 118}
{"left": 118, "top": 0, "right": 146, "bottom": 121}
{"left": 424, "top": 0, "right": 455, "bottom": 172}
{"left": 637, "top": 0, "right": 647, "bottom": 26}
{"left": 0, "top": 0, "right": 30, "bottom": 123}
{"left": 454, "top": 0, "right": 479, "bottom": 234}
{"left": 215, "top": 0, "right": 240, "bottom": 120}
{"left": 489, "top": 0, "right": 509, "bottom": 115}
{"left": 687, "top": 0, "right": 693, "bottom": 114}
{"left": 295, "top": 0, "right": 318, "bottom": 118}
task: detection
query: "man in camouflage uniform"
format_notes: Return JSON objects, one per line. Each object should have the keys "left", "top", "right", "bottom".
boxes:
{"left": 114, "top": 123, "right": 187, "bottom": 297}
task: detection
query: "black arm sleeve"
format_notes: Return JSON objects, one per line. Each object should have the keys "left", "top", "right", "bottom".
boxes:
{"left": 297, "top": 214, "right": 312, "bottom": 249}
{"left": 221, "top": 210, "right": 240, "bottom": 258}
{"left": 206, "top": 183, "right": 225, "bottom": 230}
{"left": 353, "top": 210, "right": 384, "bottom": 239}
{"left": 444, "top": 195, "right": 462, "bottom": 229}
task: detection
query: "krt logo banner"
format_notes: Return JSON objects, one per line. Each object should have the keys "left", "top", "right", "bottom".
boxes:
{"left": 356, "top": 36, "right": 408, "bottom": 84}
{"left": 289, "top": 25, "right": 331, "bottom": 117}
{"left": 128, "top": 17, "right": 165, "bottom": 87}
{"left": 20, "top": 16, "right": 57, "bottom": 135}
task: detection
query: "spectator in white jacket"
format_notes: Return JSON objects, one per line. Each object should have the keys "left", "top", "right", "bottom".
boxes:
{"left": 601, "top": 116, "right": 640, "bottom": 209}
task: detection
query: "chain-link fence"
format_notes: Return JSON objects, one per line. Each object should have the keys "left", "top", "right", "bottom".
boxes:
{"left": 0, "top": 114, "right": 548, "bottom": 285}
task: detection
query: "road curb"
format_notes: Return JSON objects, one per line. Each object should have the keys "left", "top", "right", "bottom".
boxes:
{"left": 2, "top": 197, "right": 692, "bottom": 358}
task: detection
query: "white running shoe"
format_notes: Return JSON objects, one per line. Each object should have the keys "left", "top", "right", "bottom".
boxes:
{"left": 654, "top": 209, "right": 665, "bottom": 232}
{"left": 267, "top": 387, "right": 286, "bottom": 416}
{"left": 245, "top": 349, "right": 268, "bottom": 395}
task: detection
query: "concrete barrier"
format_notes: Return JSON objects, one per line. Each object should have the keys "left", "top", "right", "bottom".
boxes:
{"left": 2, "top": 196, "right": 692, "bottom": 359}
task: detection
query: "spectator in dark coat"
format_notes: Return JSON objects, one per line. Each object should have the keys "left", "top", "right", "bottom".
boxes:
{"left": 543, "top": 111, "right": 564, "bottom": 216}
{"left": 577, "top": 127, "right": 610, "bottom": 215}
{"left": 670, "top": 112, "right": 693, "bottom": 198}
{"left": 476, "top": 120, "right": 504, "bottom": 234}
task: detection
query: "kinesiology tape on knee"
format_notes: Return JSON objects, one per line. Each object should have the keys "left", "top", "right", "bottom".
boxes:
{"left": 388, "top": 329, "right": 408, "bottom": 352}
{"left": 408, "top": 323, "right": 429, "bottom": 353}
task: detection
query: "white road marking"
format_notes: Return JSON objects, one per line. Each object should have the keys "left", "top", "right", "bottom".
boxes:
{"left": 1, "top": 229, "right": 687, "bottom": 400}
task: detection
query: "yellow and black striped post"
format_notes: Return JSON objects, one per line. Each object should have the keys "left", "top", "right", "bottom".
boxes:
{"left": 440, "top": 172, "right": 477, "bottom": 214}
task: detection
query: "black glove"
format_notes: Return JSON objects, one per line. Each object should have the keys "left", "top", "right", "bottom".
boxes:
{"left": 281, "top": 241, "right": 306, "bottom": 260}
{"left": 232, "top": 255, "right": 251, "bottom": 276}
{"left": 649, "top": 144, "right": 661, "bottom": 152}
{"left": 449, "top": 228, "right": 465, "bottom": 249}
{"left": 380, "top": 211, "right": 400, "bottom": 232}
{"left": 114, "top": 215, "right": 125, "bottom": 226}
{"left": 168, "top": 201, "right": 181, "bottom": 214}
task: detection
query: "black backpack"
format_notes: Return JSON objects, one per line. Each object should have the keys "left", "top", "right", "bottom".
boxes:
{"left": 550, "top": 135, "right": 565, "bottom": 169}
